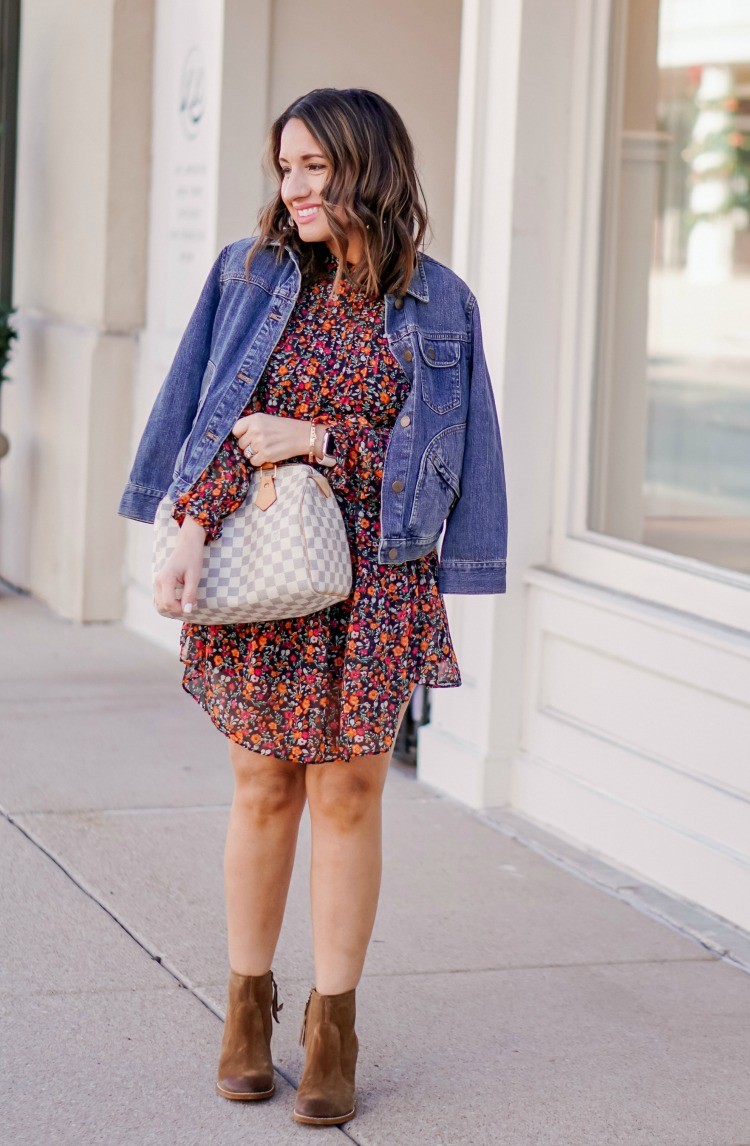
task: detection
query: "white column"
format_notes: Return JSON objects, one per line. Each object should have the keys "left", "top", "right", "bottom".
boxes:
{"left": 417, "top": 0, "right": 524, "bottom": 808}
{"left": 122, "top": 0, "right": 273, "bottom": 645}
{"left": 0, "top": 0, "right": 154, "bottom": 620}
{"left": 418, "top": 0, "right": 578, "bottom": 809}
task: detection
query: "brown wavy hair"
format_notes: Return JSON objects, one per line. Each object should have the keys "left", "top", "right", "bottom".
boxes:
{"left": 246, "top": 88, "right": 431, "bottom": 298}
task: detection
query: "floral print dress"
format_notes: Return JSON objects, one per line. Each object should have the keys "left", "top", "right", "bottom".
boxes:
{"left": 173, "top": 247, "right": 461, "bottom": 764}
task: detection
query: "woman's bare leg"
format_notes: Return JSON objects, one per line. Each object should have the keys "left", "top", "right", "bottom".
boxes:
{"left": 304, "top": 691, "right": 415, "bottom": 995}
{"left": 224, "top": 743, "right": 308, "bottom": 975}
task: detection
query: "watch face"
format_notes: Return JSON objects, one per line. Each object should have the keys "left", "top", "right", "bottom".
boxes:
{"left": 322, "top": 429, "right": 336, "bottom": 457}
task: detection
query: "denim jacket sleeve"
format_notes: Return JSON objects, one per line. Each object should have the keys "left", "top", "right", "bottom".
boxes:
{"left": 437, "top": 296, "right": 508, "bottom": 594}
{"left": 117, "top": 246, "right": 227, "bottom": 523}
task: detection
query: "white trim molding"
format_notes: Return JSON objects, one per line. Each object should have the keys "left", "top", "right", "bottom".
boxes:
{"left": 515, "top": 568, "right": 750, "bottom": 931}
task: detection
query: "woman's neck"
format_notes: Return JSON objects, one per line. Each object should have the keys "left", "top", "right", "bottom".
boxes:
{"left": 326, "top": 237, "right": 363, "bottom": 267}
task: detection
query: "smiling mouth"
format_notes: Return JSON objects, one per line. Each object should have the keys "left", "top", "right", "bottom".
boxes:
{"left": 296, "top": 206, "right": 321, "bottom": 222}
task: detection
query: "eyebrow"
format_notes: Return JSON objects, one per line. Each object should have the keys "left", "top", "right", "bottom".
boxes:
{"left": 278, "top": 152, "right": 327, "bottom": 162}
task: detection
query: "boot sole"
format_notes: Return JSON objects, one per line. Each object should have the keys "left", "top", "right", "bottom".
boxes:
{"left": 216, "top": 1082, "right": 276, "bottom": 1101}
{"left": 292, "top": 1106, "right": 356, "bottom": 1126}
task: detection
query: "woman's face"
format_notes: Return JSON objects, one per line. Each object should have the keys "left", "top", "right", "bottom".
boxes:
{"left": 278, "top": 117, "right": 360, "bottom": 261}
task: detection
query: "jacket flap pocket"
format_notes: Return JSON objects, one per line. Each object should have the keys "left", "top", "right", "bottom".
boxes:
{"left": 417, "top": 334, "right": 461, "bottom": 368}
{"left": 431, "top": 452, "right": 461, "bottom": 497}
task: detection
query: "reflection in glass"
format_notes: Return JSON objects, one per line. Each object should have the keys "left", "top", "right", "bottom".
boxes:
{"left": 590, "top": 0, "right": 750, "bottom": 574}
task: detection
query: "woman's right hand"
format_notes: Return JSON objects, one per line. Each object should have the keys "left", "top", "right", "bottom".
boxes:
{"left": 154, "top": 516, "right": 206, "bottom": 617}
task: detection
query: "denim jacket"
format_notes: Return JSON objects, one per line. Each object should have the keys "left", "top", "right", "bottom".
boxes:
{"left": 118, "top": 238, "right": 508, "bottom": 593}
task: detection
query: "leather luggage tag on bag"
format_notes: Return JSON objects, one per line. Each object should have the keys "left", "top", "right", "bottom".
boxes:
{"left": 255, "top": 465, "right": 277, "bottom": 510}
{"left": 310, "top": 471, "right": 331, "bottom": 498}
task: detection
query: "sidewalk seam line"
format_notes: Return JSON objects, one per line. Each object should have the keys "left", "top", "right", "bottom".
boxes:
{"left": 0, "top": 810, "right": 312, "bottom": 1101}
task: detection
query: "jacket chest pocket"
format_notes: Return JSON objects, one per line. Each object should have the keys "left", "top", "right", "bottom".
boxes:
{"left": 417, "top": 334, "right": 462, "bottom": 414}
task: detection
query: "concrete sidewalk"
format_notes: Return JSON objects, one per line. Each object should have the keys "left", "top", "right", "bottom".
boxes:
{"left": 2, "top": 586, "right": 750, "bottom": 1146}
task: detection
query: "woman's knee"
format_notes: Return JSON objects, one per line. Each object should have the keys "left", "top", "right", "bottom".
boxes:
{"left": 307, "top": 762, "right": 385, "bottom": 832}
{"left": 229, "top": 744, "right": 305, "bottom": 819}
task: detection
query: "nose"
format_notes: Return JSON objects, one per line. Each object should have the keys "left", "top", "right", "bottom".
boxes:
{"left": 285, "top": 165, "right": 311, "bottom": 204}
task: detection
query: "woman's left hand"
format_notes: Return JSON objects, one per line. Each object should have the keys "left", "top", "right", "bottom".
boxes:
{"left": 231, "top": 412, "right": 313, "bottom": 466}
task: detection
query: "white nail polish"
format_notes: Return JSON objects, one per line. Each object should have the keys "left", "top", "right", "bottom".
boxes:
{"left": 183, "top": 603, "right": 193, "bottom": 614}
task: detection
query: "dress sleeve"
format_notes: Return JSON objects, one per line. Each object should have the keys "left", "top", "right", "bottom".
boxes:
{"left": 321, "top": 415, "right": 392, "bottom": 503}
{"left": 171, "top": 433, "right": 251, "bottom": 542}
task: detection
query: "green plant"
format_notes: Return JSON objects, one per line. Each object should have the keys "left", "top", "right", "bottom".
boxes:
{"left": 0, "top": 303, "right": 18, "bottom": 386}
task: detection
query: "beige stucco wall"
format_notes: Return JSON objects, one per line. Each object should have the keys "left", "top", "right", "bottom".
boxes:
{"left": 267, "top": 0, "right": 462, "bottom": 263}
{"left": 0, "top": 0, "right": 154, "bottom": 619}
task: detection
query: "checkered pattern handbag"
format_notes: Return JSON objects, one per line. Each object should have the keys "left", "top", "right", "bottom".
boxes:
{"left": 152, "top": 463, "right": 352, "bottom": 623}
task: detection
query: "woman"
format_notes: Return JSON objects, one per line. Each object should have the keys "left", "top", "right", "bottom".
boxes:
{"left": 119, "top": 87, "right": 507, "bottom": 1127}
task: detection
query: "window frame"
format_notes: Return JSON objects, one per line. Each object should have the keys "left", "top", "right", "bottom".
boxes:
{"left": 550, "top": 0, "right": 750, "bottom": 633}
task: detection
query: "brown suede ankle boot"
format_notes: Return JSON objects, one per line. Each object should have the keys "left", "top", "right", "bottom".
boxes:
{"left": 216, "top": 969, "right": 282, "bottom": 1100}
{"left": 292, "top": 986, "right": 358, "bottom": 1126}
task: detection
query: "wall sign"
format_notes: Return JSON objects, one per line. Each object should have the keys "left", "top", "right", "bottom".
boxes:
{"left": 161, "top": 1, "right": 222, "bottom": 334}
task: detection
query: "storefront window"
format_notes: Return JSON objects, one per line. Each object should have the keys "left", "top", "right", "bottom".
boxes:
{"left": 589, "top": 0, "right": 750, "bottom": 575}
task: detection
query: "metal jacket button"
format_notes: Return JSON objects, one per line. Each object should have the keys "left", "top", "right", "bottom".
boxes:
{"left": 392, "top": 480, "right": 404, "bottom": 493}
{"left": 388, "top": 547, "right": 399, "bottom": 559}
{"left": 404, "top": 349, "right": 413, "bottom": 361}
{"left": 394, "top": 297, "right": 404, "bottom": 310}
{"left": 400, "top": 415, "right": 411, "bottom": 427}
{"left": 427, "top": 346, "right": 436, "bottom": 360}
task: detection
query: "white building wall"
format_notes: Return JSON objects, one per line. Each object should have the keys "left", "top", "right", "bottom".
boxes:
{"left": 473, "top": 0, "right": 750, "bottom": 932}
{"left": 517, "top": 570, "right": 750, "bottom": 932}
{"left": 122, "top": 0, "right": 245, "bottom": 648}
{"left": 0, "top": 0, "right": 154, "bottom": 620}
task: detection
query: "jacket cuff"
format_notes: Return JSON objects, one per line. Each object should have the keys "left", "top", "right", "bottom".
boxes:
{"left": 437, "top": 561, "right": 506, "bottom": 595}
{"left": 117, "top": 486, "right": 162, "bottom": 524}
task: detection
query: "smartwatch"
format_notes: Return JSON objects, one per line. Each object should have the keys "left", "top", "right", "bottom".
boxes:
{"left": 318, "top": 427, "right": 338, "bottom": 468}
